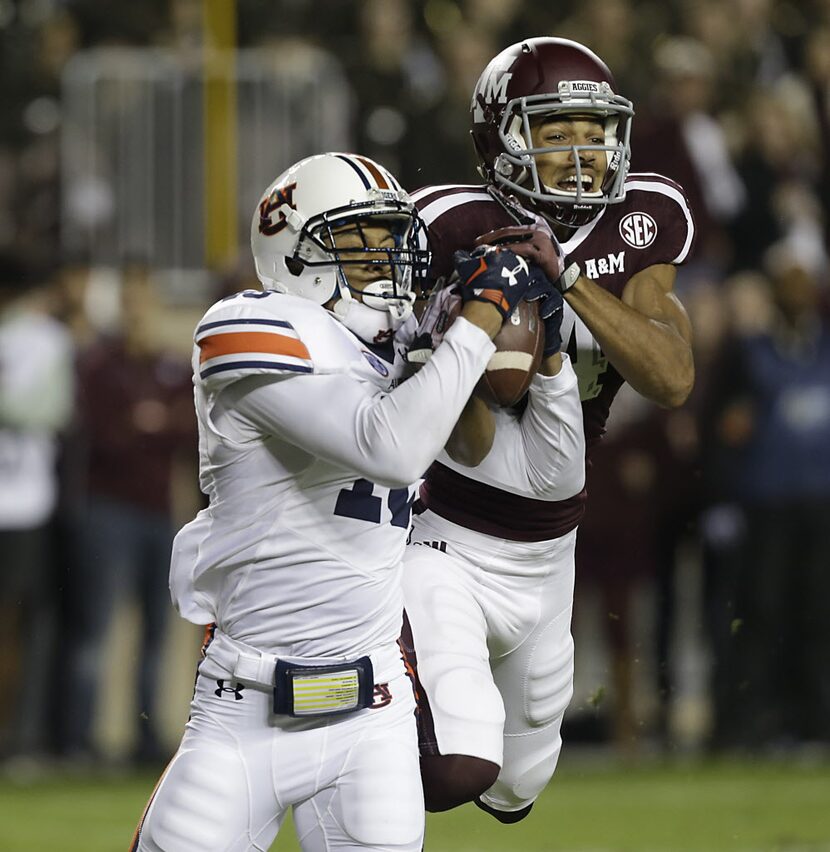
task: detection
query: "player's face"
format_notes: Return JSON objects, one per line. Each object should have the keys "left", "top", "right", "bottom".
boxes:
{"left": 328, "top": 222, "right": 396, "bottom": 299}
{"left": 529, "top": 115, "right": 608, "bottom": 195}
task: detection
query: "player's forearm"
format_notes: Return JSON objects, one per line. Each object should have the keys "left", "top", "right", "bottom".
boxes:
{"left": 565, "top": 277, "right": 694, "bottom": 407}
{"left": 458, "top": 355, "right": 585, "bottom": 500}
{"left": 228, "top": 320, "right": 495, "bottom": 488}
{"left": 519, "top": 354, "right": 585, "bottom": 497}
{"left": 445, "top": 395, "right": 495, "bottom": 467}
{"left": 378, "top": 318, "right": 495, "bottom": 481}
{"left": 538, "top": 351, "right": 563, "bottom": 377}
{"left": 458, "top": 301, "right": 503, "bottom": 339}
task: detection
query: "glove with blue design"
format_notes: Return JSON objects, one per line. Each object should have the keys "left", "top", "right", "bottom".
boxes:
{"left": 452, "top": 245, "right": 535, "bottom": 320}
{"left": 474, "top": 224, "right": 581, "bottom": 295}
{"left": 524, "top": 271, "right": 565, "bottom": 357}
{"left": 474, "top": 225, "right": 569, "bottom": 356}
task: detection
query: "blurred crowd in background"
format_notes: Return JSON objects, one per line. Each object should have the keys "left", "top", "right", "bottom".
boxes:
{"left": 1, "top": 0, "right": 829, "bottom": 771}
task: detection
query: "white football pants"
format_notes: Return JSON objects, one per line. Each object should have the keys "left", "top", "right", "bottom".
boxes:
{"left": 403, "top": 509, "right": 576, "bottom": 814}
{"left": 132, "top": 639, "right": 424, "bottom": 851}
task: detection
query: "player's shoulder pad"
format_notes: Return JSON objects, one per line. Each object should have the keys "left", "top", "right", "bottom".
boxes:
{"left": 194, "top": 289, "right": 345, "bottom": 393}
{"left": 409, "top": 184, "right": 525, "bottom": 284}
{"left": 622, "top": 172, "right": 696, "bottom": 265}
{"left": 410, "top": 184, "right": 492, "bottom": 224}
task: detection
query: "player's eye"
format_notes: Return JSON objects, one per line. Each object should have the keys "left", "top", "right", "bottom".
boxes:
{"left": 334, "top": 237, "right": 361, "bottom": 250}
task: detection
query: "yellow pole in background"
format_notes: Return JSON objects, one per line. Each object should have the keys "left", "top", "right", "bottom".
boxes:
{"left": 203, "top": 0, "right": 238, "bottom": 269}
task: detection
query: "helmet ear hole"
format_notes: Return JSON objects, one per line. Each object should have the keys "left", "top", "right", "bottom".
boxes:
{"left": 285, "top": 257, "right": 304, "bottom": 276}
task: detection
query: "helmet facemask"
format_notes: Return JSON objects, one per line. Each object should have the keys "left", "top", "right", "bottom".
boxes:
{"left": 288, "top": 196, "right": 429, "bottom": 342}
{"left": 488, "top": 83, "right": 633, "bottom": 227}
{"left": 303, "top": 202, "right": 426, "bottom": 316}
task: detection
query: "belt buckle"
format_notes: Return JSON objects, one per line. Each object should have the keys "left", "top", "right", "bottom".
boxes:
{"left": 273, "top": 656, "right": 374, "bottom": 717}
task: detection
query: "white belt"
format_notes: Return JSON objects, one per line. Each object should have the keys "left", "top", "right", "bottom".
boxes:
{"left": 200, "top": 630, "right": 404, "bottom": 690}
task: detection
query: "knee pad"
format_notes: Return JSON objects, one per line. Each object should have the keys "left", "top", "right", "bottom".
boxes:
{"left": 336, "top": 739, "right": 424, "bottom": 847}
{"left": 524, "top": 623, "right": 574, "bottom": 728}
{"left": 414, "top": 637, "right": 505, "bottom": 765}
{"left": 430, "top": 663, "right": 505, "bottom": 734}
{"left": 137, "top": 747, "right": 250, "bottom": 852}
{"left": 421, "top": 754, "right": 500, "bottom": 812}
{"left": 481, "top": 745, "right": 559, "bottom": 815}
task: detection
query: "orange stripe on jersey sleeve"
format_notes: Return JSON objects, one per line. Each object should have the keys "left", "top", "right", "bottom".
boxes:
{"left": 198, "top": 331, "right": 310, "bottom": 364}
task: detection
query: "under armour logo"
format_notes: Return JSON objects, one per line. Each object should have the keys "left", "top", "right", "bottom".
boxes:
{"left": 500, "top": 256, "right": 529, "bottom": 287}
{"left": 215, "top": 680, "right": 245, "bottom": 700}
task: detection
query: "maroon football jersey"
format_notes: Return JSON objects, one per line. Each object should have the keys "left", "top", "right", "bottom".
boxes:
{"left": 410, "top": 174, "right": 695, "bottom": 541}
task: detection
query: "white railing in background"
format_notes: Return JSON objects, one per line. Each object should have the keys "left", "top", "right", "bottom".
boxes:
{"left": 60, "top": 46, "right": 352, "bottom": 298}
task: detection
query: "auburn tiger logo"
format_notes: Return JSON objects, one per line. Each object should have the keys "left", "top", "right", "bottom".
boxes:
{"left": 259, "top": 182, "right": 298, "bottom": 236}
{"left": 371, "top": 683, "right": 392, "bottom": 709}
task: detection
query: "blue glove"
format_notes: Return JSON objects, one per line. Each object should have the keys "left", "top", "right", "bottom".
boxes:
{"left": 452, "top": 245, "right": 535, "bottom": 320}
{"left": 525, "top": 269, "right": 565, "bottom": 357}
{"left": 474, "top": 225, "right": 565, "bottom": 286}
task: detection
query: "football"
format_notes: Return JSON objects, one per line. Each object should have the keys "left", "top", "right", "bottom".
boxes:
{"left": 475, "top": 298, "right": 543, "bottom": 407}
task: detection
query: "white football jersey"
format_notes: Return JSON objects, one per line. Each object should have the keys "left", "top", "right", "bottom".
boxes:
{"left": 170, "top": 289, "right": 494, "bottom": 659}
{"left": 410, "top": 286, "right": 585, "bottom": 503}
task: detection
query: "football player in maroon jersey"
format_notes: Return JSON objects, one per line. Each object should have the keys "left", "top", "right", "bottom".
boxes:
{"left": 401, "top": 37, "right": 695, "bottom": 824}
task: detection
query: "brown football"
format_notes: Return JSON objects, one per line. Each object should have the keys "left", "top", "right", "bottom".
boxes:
{"left": 475, "top": 299, "right": 544, "bottom": 407}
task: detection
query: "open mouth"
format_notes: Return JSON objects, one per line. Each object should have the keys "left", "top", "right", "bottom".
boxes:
{"left": 556, "top": 174, "right": 595, "bottom": 194}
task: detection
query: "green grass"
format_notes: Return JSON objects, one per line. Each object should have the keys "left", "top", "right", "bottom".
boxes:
{"left": 1, "top": 755, "right": 829, "bottom": 851}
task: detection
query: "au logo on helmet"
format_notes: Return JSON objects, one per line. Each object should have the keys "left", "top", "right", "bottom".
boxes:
{"left": 259, "top": 182, "right": 298, "bottom": 236}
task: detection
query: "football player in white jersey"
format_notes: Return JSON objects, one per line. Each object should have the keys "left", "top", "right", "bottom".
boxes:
{"left": 130, "top": 152, "right": 553, "bottom": 852}
{"left": 400, "top": 38, "right": 695, "bottom": 825}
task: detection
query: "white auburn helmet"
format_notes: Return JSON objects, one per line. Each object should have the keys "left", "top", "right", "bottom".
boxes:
{"left": 251, "top": 152, "right": 429, "bottom": 320}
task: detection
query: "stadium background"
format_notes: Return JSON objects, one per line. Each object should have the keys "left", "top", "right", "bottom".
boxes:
{"left": 1, "top": 0, "right": 829, "bottom": 849}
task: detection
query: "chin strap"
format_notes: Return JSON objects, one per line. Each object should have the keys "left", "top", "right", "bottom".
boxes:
{"left": 331, "top": 296, "right": 411, "bottom": 346}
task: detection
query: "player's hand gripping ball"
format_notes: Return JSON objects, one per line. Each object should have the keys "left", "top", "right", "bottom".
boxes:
{"left": 453, "top": 244, "right": 535, "bottom": 319}
{"left": 453, "top": 245, "right": 545, "bottom": 407}
{"left": 473, "top": 225, "right": 566, "bottom": 287}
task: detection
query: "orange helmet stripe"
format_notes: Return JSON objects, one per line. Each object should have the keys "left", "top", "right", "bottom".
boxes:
{"left": 355, "top": 155, "right": 390, "bottom": 190}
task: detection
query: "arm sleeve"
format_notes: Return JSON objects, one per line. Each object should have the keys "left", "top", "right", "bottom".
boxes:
{"left": 468, "top": 353, "right": 585, "bottom": 500}
{"left": 219, "top": 317, "right": 495, "bottom": 488}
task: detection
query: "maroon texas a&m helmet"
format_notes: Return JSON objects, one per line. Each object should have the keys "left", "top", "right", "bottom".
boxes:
{"left": 471, "top": 37, "right": 634, "bottom": 227}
